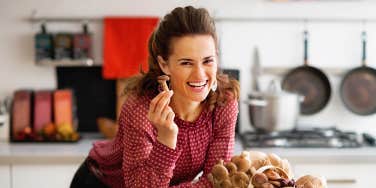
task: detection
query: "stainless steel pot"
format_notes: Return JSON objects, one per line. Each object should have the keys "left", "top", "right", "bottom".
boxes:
{"left": 246, "top": 80, "right": 302, "bottom": 132}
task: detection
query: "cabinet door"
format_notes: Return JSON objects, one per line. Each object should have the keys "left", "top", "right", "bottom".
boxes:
{"left": 294, "top": 163, "right": 375, "bottom": 188}
{"left": 0, "top": 165, "right": 11, "bottom": 188}
{"left": 12, "top": 164, "right": 80, "bottom": 188}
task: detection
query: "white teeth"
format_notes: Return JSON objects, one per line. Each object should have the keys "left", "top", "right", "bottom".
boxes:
{"left": 188, "top": 81, "right": 207, "bottom": 87}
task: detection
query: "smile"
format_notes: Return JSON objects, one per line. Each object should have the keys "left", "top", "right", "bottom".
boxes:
{"left": 187, "top": 80, "right": 208, "bottom": 87}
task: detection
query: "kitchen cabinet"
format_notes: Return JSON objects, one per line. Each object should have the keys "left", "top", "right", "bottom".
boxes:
{"left": 0, "top": 165, "right": 11, "bottom": 188}
{"left": 11, "top": 164, "right": 80, "bottom": 188}
{"left": 294, "top": 163, "right": 376, "bottom": 188}
{"left": 0, "top": 134, "right": 97, "bottom": 188}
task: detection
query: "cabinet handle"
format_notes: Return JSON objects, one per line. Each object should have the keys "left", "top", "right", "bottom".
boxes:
{"left": 327, "top": 179, "right": 356, "bottom": 184}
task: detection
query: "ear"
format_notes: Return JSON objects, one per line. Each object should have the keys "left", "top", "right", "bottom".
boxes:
{"left": 157, "top": 56, "right": 171, "bottom": 75}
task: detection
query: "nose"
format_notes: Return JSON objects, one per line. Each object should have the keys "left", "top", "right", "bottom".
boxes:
{"left": 192, "top": 64, "right": 206, "bottom": 78}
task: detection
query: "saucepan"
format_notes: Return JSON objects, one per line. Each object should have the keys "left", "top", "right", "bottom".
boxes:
{"left": 246, "top": 80, "right": 303, "bottom": 132}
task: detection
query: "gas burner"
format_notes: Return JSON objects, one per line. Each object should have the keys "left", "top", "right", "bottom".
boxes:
{"left": 240, "top": 127, "right": 362, "bottom": 148}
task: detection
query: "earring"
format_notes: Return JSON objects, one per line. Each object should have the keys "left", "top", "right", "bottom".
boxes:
{"left": 211, "top": 80, "right": 217, "bottom": 92}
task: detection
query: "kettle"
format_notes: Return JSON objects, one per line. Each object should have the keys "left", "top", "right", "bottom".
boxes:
{"left": 246, "top": 80, "right": 303, "bottom": 132}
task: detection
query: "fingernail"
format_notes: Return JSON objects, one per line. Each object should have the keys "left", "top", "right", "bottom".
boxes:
{"left": 169, "top": 90, "right": 174, "bottom": 95}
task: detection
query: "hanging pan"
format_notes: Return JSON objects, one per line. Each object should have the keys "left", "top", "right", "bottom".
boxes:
{"left": 282, "top": 30, "right": 332, "bottom": 115}
{"left": 340, "top": 31, "right": 376, "bottom": 115}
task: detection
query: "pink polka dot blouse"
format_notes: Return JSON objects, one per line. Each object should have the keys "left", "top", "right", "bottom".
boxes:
{"left": 89, "top": 93, "right": 238, "bottom": 187}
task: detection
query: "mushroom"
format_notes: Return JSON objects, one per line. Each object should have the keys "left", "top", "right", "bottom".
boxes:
{"left": 260, "top": 182, "right": 274, "bottom": 188}
{"left": 251, "top": 172, "right": 268, "bottom": 187}
{"left": 248, "top": 151, "right": 270, "bottom": 170}
{"left": 231, "top": 151, "right": 251, "bottom": 172}
{"left": 220, "top": 179, "right": 233, "bottom": 188}
{"left": 207, "top": 173, "right": 221, "bottom": 188}
{"left": 280, "top": 159, "right": 293, "bottom": 179}
{"left": 267, "top": 153, "right": 282, "bottom": 167}
{"left": 249, "top": 166, "right": 257, "bottom": 177}
{"left": 263, "top": 169, "right": 281, "bottom": 180}
{"left": 231, "top": 171, "right": 249, "bottom": 188}
{"left": 296, "top": 175, "right": 325, "bottom": 188}
{"left": 269, "top": 180, "right": 281, "bottom": 187}
{"left": 224, "top": 161, "right": 238, "bottom": 175}
{"left": 157, "top": 75, "right": 170, "bottom": 91}
{"left": 211, "top": 159, "right": 229, "bottom": 181}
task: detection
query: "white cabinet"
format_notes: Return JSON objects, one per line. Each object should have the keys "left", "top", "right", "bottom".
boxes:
{"left": 0, "top": 165, "right": 11, "bottom": 188}
{"left": 12, "top": 164, "right": 80, "bottom": 188}
{"left": 294, "top": 163, "right": 375, "bottom": 188}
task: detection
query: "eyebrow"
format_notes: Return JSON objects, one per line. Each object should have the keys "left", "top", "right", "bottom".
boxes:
{"left": 177, "top": 56, "right": 214, "bottom": 62}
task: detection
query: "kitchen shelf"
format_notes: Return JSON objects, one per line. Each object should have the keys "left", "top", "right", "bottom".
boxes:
{"left": 36, "top": 59, "right": 98, "bottom": 67}
{"left": 28, "top": 17, "right": 102, "bottom": 23}
{"left": 27, "top": 16, "right": 376, "bottom": 24}
{"left": 262, "top": 67, "right": 350, "bottom": 76}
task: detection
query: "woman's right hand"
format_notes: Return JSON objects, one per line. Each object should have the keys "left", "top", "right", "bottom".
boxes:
{"left": 147, "top": 90, "right": 178, "bottom": 149}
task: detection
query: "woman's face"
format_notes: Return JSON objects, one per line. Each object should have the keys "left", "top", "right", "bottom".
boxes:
{"left": 158, "top": 34, "right": 218, "bottom": 103}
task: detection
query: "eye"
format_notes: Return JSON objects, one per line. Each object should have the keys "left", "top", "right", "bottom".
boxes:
{"left": 203, "top": 59, "right": 214, "bottom": 64}
{"left": 180, "top": 61, "right": 192, "bottom": 66}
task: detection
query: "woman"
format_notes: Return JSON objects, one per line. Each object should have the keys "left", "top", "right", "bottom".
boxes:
{"left": 71, "top": 6, "right": 239, "bottom": 188}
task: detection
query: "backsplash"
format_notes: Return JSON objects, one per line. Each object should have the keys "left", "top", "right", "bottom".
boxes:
{"left": 218, "top": 21, "right": 376, "bottom": 135}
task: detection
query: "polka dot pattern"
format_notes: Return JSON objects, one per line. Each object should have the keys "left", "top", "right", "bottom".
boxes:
{"left": 89, "top": 94, "right": 238, "bottom": 187}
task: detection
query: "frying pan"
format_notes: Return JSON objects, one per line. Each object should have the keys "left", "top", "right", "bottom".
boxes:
{"left": 340, "top": 31, "right": 376, "bottom": 115}
{"left": 282, "top": 30, "right": 332, "bottom": 115}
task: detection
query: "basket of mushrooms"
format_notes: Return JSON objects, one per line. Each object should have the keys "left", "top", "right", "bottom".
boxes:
{"left": 208, "top": 151, "right": 327, "bottom": 188}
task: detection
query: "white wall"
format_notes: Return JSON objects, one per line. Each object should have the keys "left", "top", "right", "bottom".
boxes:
{"left": 2, "top": 0, "right": 376, "bottom": 134}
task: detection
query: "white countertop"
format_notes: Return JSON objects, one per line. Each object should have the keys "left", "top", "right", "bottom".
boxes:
{"left": 1, "top": 134, "right": 376, "bottom": 164}
{"left": 0, "top": 134, "right": 99, "bottom": 164}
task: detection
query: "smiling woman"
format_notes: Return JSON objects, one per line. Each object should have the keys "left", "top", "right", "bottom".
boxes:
{"left": 157, "top": 35, "right": 218, "bottom": 120}
{"left": 70, "top": 6, "right": 239, "bottom": 188}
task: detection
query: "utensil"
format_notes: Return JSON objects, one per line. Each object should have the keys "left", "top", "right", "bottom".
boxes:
{"left": 2, "top": 97, "right": 11, "bottom": 114}
{"left": 282, "top": 30, "right": 331, "bottom": 115}
{"left": 340, "top": 31, "right": 376, "bottom": 115}
{"left": 246, "top": 80, "right": 302, "bottom": 132}
{"left": 251, "top": 47, "right": 261, "bottom": 92}
{"left": 0, "top": 99, "right": 5, "bottom": 115}
{"left": 0, "top": 113, "right": 10, "bottom": 142}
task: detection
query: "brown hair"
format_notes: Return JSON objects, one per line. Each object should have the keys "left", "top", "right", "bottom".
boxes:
{"left": 124, "top": 6, "right": 239, "bottom": 110}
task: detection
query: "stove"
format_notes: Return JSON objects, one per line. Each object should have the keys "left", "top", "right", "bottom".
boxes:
{"left": 240, "top": 127, "right": 363, "bottom": 148}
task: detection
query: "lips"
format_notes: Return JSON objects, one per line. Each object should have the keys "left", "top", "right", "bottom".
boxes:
{"left": 187, "top": 80, "right": 208, "bottom": 88}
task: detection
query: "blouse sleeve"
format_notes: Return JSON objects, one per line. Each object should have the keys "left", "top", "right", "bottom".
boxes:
{"left": 170, "top": 99, "right": 239, "bottom": 188}
{"left": 121, "top": 99, "right": 182, "bottom": 187}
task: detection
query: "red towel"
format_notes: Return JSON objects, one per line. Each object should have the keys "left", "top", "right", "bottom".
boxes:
{"left": 103, "top": 17, "right": 159, "bottom": 79}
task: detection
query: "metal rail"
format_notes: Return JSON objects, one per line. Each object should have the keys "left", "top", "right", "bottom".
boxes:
{"left": 27, "top": 16, "right": 376, "bottom": 23}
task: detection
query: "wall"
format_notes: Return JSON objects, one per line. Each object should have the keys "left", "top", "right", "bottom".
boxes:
{"left": 2, "top": 0, "right": 376, "bottom": 134}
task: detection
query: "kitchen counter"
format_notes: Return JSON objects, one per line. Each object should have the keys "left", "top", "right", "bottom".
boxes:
{"left": 0, "top": 134, "right": 100, "bottom": 164}
{"left": 1, "top": 134, "right": 376, "bottom": 164}
{"left": 1, "top": 135, "right": 375, "bottom": 188}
